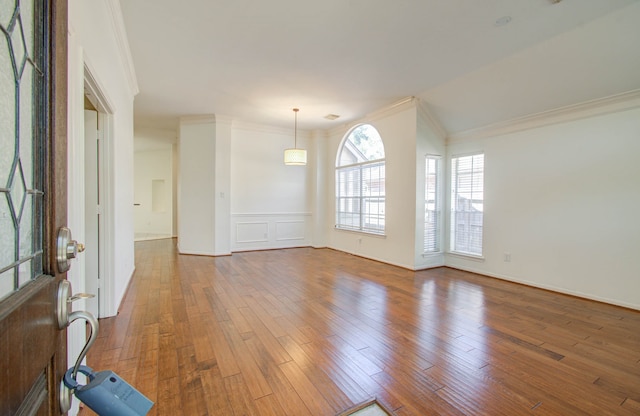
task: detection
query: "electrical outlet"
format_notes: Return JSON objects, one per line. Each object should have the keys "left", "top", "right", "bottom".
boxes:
{"left": 503, "top": 253, "right": 511, "bottom": 262}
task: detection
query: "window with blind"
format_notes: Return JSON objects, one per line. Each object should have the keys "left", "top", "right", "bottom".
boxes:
{"left": 424, "top": 155, "right": 441, "bottom": 253}
{"left": 450, "top": 153, "right": 484, "bottom": 256}
{"left": 336, "top": 124, "right": 385, "bottom": 235}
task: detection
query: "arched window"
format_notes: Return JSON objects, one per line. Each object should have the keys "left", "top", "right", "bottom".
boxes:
{"left": 335, "top": 124, "right": 385, "bottom": 234}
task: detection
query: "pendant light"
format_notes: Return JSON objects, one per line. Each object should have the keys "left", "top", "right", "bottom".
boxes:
{"left": 284, "top": 108, "right": 307, "bottom": 165}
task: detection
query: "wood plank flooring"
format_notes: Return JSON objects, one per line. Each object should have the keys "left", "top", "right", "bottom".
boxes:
{"left": 80, "top": 239, "right": 640, "bottom": 415}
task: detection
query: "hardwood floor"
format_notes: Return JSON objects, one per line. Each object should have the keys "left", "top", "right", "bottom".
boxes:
{"left": 81, "top": 239, "right": 640, "bottom": 415}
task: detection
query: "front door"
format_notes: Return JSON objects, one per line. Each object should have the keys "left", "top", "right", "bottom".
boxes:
{"left": 1, "top": 0, "right": 68, "bottom": 414}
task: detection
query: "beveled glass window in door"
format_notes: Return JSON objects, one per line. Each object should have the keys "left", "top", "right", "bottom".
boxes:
{"left": 1, "top": 0, "right": 45, "bottom": 300}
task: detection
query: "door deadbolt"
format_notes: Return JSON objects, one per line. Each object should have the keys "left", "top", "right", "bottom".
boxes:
{"left": 57, "top": 227, "right": 85, "bottom": 273}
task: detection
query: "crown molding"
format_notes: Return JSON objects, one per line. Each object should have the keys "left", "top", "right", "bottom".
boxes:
{"left": 179, "top": 115, "right": 216, "bottom": 125}
{"left": 233, "top": 120, "right": 313, "bottom": 138}
{"left": 416, "top": 99, "right": 448, "bottom": 141}
{"left": 134, "top": 126, "right": 177, "bottom": 140}
{"left": 448, "top": 89, "right": 640, "bottom": 143}
{"left": 366, "top": 96, "right": 417, "bottom": 121}
{"left": 327, "top": 96, "right": 418, "bottom": 137}
{"left": 233, "top": 120, "right": 291, "bottom": 135}
{"left": 105, "top": 0, "right": 139, "bottom": 96}
{"left": 214, "top": 114, "right": 234, "bottom": 125}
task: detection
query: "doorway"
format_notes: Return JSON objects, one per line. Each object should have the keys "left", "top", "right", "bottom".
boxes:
{"left": 82, "top": 69, "right": 112, "bottom": 319}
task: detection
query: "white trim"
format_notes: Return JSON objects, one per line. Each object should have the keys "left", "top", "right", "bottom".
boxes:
{"left": 447, "top": 265, "right": 640, "bottom": 311}
{"left": 233, "top": 120, "right": 292, "bottom": 135}
{"left": 105, "top": 0, "right": 139, "bottom": 96}
{"left": 417, "top": 99, "right": 448, "bottom": 141}
{"left": 179, "top": 115, "right": 216, "bottom": 125}
{"left": 214, "top": 114, "right": 234, "bottom": 125}
{"left": 448, "top": 89, "right": 640, "bottom": 143}
{"left": 422, "top": 251, "right": 444, "bottom": 258}
{"left": 235, "top": 221, "right": 269, "bottom": 243}
{"left": 275, "top": 236, "right": 306, "bottom": 242}
{"left": 450, "top": 150, "right": 484, "bottom": 159}
{"left": 329, "top": 247, "right": 412, "bottom": 270}
{"left": 83, "top": 60, "right": 114, "bottom": 114}
{"left": 333, "top": 227, "right": 387, "bottom": 239}
{"left": 327, "top": 96, "right": 418, "bottom": 137}
{"left": 84, "top": 65, "right": 117, "bottom": 318}
{"left": 275, "top": 220, "right": 305, "bottom": 241}
{"left": 97, "top": 112, "right": 114, "bottom": 317}
{"left": 447, "top": 251, "right": 485, "bottom": 262}
{"left": 365, "top": 96, "right": 416, "bottom": 121}
{"left": 232, "top": 212, "right": 312, "bottom": 217}
{"left": 177, "top": 250, "right": 231, "bottom": 257}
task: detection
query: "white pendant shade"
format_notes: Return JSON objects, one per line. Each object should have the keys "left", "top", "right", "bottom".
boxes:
{"left": 284, "top": 148, "right": 307, "bottom": 165}
{"left": 284, "top": 108, "right": 306, "bottom": 166}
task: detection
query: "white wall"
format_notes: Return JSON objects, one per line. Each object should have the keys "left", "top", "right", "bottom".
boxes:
{"left": 67, "top": 0, "right": 138, "bottom": 413}
{"left": 68, "top": 0, "right": 137, "bottom": 316}
{"left": 310, "top": 129, "right": 328, "bottom": 249}
{"left": 134, "top": 148, "right": 173, "bottom": 236}
{"left": 230, "top": 123, "right": 312, "bottom": 251}
{"left": 178, "top": 118, "right": 216, "bottom": 255}
{"left": 446, "top": 107, "right": 640, "bottom": 310}
{"left": 325, "top": 102, "right": 419, "bottom": 269}
{"left": 415, "top": 106, "right": 447, "bottom": 269}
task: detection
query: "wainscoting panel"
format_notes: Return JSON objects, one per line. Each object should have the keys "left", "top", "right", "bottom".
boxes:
{"left": 275, "top": 220, "right": 305, "bottom": 241}
{"left": 236, "top": 221, "right": 269, "bottom": 243}
{"left": 231, "top": 212, "right": 312, "bottom": 252}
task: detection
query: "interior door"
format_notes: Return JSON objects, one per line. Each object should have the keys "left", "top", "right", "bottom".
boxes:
{"left": 0, "top": 0, "right": 69, "bottom": 414}
{"left": 84, "top": 109, "right": 99, "bottom": 317}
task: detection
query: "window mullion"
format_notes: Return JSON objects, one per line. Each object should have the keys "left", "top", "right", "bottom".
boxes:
{"left": 359, "top": 165, "right": 363, "bottom": 231}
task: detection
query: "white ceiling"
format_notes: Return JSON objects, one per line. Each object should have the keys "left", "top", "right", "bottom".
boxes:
{"left": 120, "top": 0, "right": 640, "bottom": 135}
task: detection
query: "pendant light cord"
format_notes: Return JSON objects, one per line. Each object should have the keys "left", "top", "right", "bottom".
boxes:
{"left": 293, "top": 108, "right": 299, "bottom": 148}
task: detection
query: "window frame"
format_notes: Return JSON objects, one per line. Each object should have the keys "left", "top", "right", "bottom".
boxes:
{"left": 335, "top": 124, "right": 386, "bottom": 236}
{"left": 449, "top": 152, "right": 485, "bottom": 258}
{"left": 424, "top": 154, "right": 442, "bottom": 254}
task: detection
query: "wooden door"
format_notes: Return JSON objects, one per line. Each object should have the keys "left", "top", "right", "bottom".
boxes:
{"left": 0, "top": 0, "right": 68, "bottom": 414}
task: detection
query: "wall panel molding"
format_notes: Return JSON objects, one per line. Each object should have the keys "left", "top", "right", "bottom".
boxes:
{"left": 231, "top": 213, "right": 311, "bottom": 252}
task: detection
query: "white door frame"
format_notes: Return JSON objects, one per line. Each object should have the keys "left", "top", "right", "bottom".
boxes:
{"left": 83, "top": 63, "right": 116, "bottom": 318}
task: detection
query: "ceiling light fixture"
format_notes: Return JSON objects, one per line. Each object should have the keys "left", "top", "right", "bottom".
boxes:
{"left": 284, "top": 108, "right": 307, "bottom": 166}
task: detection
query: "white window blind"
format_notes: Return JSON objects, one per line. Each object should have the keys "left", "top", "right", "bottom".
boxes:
{"left": 450, "top": 153, "right": 484, "bottom": 256}
{"left": 336, "top": 161, "right": 385, "bottom": 234}
{"left": 336, "top": 125, "right": 385, "bottom": 235}
{"left": 424, "top": 155, "right": 441, "bottom": 253}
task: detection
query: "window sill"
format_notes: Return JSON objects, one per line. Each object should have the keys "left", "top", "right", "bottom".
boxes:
{"left": 422, "top": 251, "right": 444, "bottom": 258}
{"left": 447, "top": 251, "right": 485, "bottom": 262}
{"left": 334, "top": 227, "right": 386, "bottom": 238}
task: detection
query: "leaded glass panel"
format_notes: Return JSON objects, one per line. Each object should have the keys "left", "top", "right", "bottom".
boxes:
{"left": 0, "top": 0, "right": 44, "bottom": 301}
